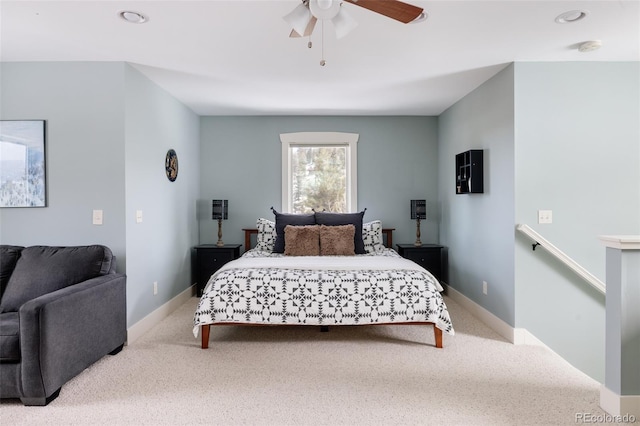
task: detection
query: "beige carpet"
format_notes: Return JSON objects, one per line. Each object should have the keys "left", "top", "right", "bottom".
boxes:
{"left": 1, "top": 295, "right": 607, "bottom": 425}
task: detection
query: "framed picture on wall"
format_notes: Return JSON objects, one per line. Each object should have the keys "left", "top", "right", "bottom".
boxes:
{"left": 0, "top": 120, "right": 47, "bottom": 207}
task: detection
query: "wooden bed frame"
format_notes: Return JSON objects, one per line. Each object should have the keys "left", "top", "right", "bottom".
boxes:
{"left": 200, "top": 227, "right": 444, "bottom": 349}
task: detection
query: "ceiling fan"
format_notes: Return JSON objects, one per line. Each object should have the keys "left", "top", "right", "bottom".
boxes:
{"left": 283, "top": 0, "right": 426, "bottom": 40}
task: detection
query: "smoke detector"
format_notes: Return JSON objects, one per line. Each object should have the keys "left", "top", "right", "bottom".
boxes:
{"left": 578, "top": 40, "right": 603, "bottom": 52}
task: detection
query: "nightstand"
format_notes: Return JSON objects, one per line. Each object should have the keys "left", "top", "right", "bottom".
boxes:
{"left": 194, "top": 244, "right": 241, "bottom": 296}
{"left": 396, "top": 244, "right": 447, "bottom": 284}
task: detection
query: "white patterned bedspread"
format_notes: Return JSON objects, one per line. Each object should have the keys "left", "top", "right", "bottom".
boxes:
{"left": 193, "top": 248, "right": 454, "bottom": 337}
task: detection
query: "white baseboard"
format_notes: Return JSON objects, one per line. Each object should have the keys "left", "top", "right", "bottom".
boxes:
{"left": 600, "top": 385, "right": 640, "bottom": 418}
{"left": 446, "top": 285, "right": 546, "bottom": 347}
{"left": 126, "top": 284, "right": 196, "bottom": 344}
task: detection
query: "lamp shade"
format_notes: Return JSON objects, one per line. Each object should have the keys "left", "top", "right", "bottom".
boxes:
{"left": 212, "top": 200, "right": 228, "bottom": 220}
{"left": 332, "top": 7, "right": 358, "bottom": 39}
{"left": 283, "top": 2, "right": 313, "bottom": 37}
{"left": 411, "top": 200, "right": 426, "bottom": 220}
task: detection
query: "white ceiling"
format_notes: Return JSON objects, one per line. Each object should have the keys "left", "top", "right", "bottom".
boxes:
{"left": 1, "top": 0, "right": 639, "bottom": 116}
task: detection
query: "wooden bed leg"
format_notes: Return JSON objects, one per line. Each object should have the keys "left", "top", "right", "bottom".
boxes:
{"left": 434, "top": 326, "right": 443, "bottom": 348}
{"left": 201, "top": 324, "right": 210, "bottom": 349}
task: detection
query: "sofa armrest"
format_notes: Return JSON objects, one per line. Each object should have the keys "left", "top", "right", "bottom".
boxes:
{"left": 18, "top": 273, "right": 126, "bottom": 400}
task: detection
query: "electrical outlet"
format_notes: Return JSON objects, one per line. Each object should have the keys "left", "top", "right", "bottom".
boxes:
{"left": 538, "top": 210, "right": 553, "bottom": 224}
{"left": 482, "top": 281, "right": 488, "bottom": 295}
{"left": 153, "top": 281, "right": 158, "bottom": 295}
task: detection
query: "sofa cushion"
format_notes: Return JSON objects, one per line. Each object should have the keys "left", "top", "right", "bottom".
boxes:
{"left": 0, "top": 245, "right": 114, "bottom": 313}
{"left": 0, "top": 312, "right": 20, "bottom": 362}
{"left": 0, "top": 245, "right": 24, "bottom": 299}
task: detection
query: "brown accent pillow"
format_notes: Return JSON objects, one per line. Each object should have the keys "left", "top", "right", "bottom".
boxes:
{"left": 319, "top": 225, "right": 356, "bottom": 256}
{"left": 284, "top": 225, "right": 320, "bottom": 256}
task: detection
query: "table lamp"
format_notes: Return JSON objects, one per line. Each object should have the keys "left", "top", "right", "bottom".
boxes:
{"left": 212, "top": 200, "right": 228, "bottom": 247}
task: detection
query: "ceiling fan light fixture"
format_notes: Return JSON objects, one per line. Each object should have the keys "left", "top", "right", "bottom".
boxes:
{"left": 555, "top": 10, "right": 589, "bottom": 24}
{"left": 283, "top": 2, "right": 313, "bottom": 36}
{"left": 332, "top": 8, "right": 358, "bottom": 39}
{"left": 290, "top": 16, "right": 318, "bottom": 38}
{"left": 119, "top": 11, "right": 147, "bottom": 24}
{"left": 309, "top": 0, "right": 341, "bottom": 20}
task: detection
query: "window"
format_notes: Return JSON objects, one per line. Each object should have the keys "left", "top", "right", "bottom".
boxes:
{"left": 281, "top": 132, "right": 358, "bottom": 213}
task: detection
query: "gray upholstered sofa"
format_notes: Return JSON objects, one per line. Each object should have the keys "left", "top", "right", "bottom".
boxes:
{"left": 0, "top": 245, "right": 126, "bottom": 406}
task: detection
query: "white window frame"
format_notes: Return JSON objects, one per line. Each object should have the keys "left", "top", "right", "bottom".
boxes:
{"left": 280, "top": 132, "right": 359, "bottom": 213}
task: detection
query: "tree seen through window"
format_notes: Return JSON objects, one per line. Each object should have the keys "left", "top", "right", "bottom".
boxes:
{"left": 291, "top": 146, "right": 347, "bottom": 213}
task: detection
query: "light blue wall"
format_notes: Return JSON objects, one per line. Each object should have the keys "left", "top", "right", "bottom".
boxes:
{"left": 0, "top": 62, "right": 127, "bottom": 260}
{"left": 514, "top": 62, "right": 640, "bottom": 382}
{"left": 439, "top": 61, "right": 639, "bottom": 382}
{"left": 0, "top": 62, "right": 200, "bottom": 328}
{"left": 199, "top": 116, "right": 439, "bottom": 248}
{"left": 438, "top": 65, "right": 516, "bottom": 325}
{"left": 4, "top": 60, "right": 637, "bottom": 382}
{"left": 124, "top": 65, "right": 200, "bottom": 326}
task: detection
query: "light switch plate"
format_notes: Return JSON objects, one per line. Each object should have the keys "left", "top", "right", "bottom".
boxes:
{"left": 92, "top": 209, "right": 103, "bottom": 225}
{"left": 136, "top": 210, "right": 143, "bottom": 224}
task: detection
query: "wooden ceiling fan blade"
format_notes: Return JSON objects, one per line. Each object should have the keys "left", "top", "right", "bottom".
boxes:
{"left": 344, "top": 0, "right": 423, "bottom": 24}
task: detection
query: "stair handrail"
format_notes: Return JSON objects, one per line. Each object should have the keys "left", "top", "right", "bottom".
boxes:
{"left": 516, "top": 224, "right": 606, "bottom": 295}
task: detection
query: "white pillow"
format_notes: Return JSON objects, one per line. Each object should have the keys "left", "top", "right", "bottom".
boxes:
{"left": 362, "top": 220, "right": 384, "bottom": 253}
{"left": 255, "top": 218, "right": 276, "bottom": 253}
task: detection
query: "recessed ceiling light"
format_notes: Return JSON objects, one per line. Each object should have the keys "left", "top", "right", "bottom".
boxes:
{"left": 555, "top": 10, "right": 589, "bottom": 24}
{"left": 119, "top": 11, "right": 148, "bottom": 24}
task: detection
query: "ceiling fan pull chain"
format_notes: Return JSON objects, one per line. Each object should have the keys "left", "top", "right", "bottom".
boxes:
{"left": 308, "top": 4, "right": 313, "bottom": 48}
{"left": 320, "top": 19, "right": 326, "bottom": 66}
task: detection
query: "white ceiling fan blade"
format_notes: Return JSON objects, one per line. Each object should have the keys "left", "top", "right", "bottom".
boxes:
{"left": 283, "top": 2, "right": 313, "bottom": 37}
{"left": 332, "top": 7, "right": 358, "bottom": 39}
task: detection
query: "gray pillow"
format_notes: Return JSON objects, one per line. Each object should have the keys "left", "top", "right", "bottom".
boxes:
{"left": 272, "top": 209, "right": 316, "bottom": 253}
{"left": 0, "top": 245, "right": 114, "bottom": 313}
{"left": 314, "top": 211, "right": 366, "bottom": 254}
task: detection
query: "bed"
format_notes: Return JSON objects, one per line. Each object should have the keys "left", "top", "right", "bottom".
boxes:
{"left": 193, "top": 215, "right": 454, "bottom": 348}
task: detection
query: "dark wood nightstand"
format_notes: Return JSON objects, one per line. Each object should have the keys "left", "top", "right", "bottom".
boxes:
{"left": 194, "top": 244, "right": 241, "bottom": 296}
{"left": 396, "top": 244, "right": 447, "bottom": 284}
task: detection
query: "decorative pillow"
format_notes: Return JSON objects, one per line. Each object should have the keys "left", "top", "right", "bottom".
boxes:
{"left": 273, "top": 209, "right": 316, "bottom": 253}
{"left": 255, "top": 218, "right": 276, "bottom": 252}
{"left": 284, "top": 225, "right": 320, "bottom": 256}
{"left": 362, "top": 220, "right": 384, "bottom": 253}
{"left": 314, "top": 211, "right": 366, "bottom": 254}
{"left": 319, "top": 225, "right": 355, "bottom": 256}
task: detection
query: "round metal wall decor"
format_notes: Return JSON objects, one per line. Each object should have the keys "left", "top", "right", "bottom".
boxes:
{"left": 165, "top": 149, "right": 178, "bottom": 182}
